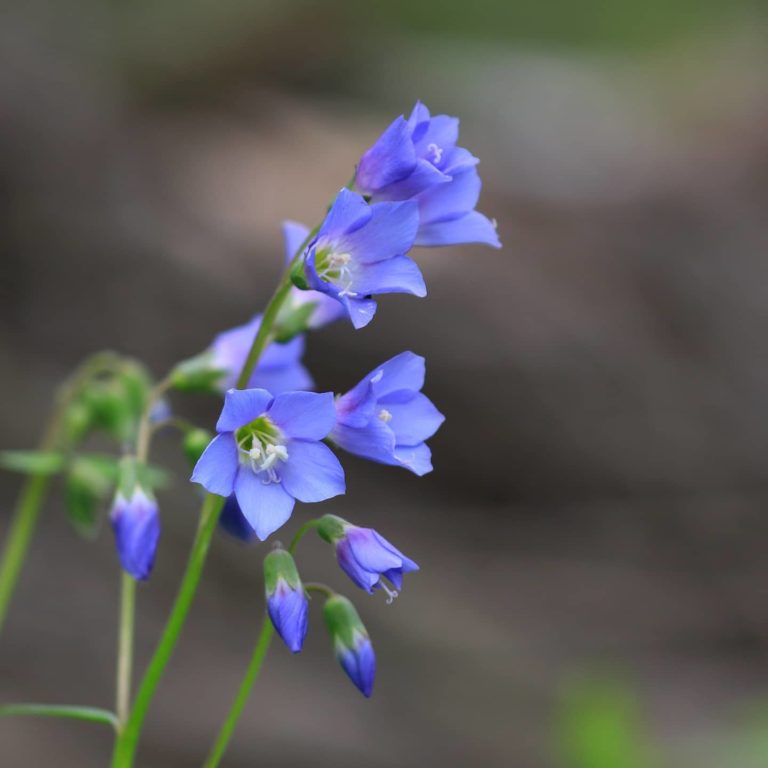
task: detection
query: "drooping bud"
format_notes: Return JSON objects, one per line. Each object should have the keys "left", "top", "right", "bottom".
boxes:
{"left": 110, "top": 458, "right": 160, "bottom": 581}
{"left": 182, "top": 428, "right": 214, "bottom": 466}
{"left": 323, "top": 594, "right": 375, "bottom": 697}
{"left": 317, "top": 514, "right": 418, "bottom": 599}
{"left": 264, "top": 547, "right": 308, "bottom": 653}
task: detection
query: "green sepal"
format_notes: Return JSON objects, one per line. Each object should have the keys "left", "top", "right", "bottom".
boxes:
{"left": 168, "top": 353, "right": 226, "bottom": 394}
{"left": 183, "top": 428, "right": 213, "bottom": 466}
{"left": 323, "top": 594, "right": 367, "bottom": 648}
{"left": 0, "top": 450, "right": 65, "bottom": 476}
{"left": 263, "top": 548, "right": 302, "bottom": 594}
{"left": 317, "top": 514, "right": 348, "bottom": 544}
{"left": 64, "top": 455, "right": 116, "bottom": 537}
{"left": 289, "top": 256, "right": 310, "bottom": 291}
{"left": 273, "top": 302, "right": 317, "bottom": 343}
{"left": 61, "top": 400, "right": 93, "bottom": 444}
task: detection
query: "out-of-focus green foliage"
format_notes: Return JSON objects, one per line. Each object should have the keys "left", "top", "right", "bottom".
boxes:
{"left": 556, "top": 676, "right": 657, "bottom": 768}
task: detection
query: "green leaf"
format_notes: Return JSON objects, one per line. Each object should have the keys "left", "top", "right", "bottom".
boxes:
{"left": 0, "top": 451, "right": 65, "bottom": 476}
{"left": 0, "top": 703, "right": 119, "bottom": 729}
{"left": 64, "top": 455, "right": 117, "bottom": 537}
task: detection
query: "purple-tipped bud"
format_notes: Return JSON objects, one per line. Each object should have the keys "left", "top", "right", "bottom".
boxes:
{"left": 110, "top": 487, "right": 160, "bottom": 581}
{"left": 323, "top": 594, "right": 375, "bottom": 697}
{"left": 264, "top": 548, "right": 308, "bottom": 653}
{"left": 318, "top": 515, "right": 419, "bottom": 600}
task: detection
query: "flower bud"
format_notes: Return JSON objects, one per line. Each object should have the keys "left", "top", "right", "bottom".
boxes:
{"left": 110, "top": 458, "right": 160, "bottom": 581}
{"left": 318, "top": 515, "right": 418, "bottom": 600}
{"left": 183, "top": 428, "right": 213, "bottom": 466}
{"left": 263, "top": 548, "right": 308, "bottom": 653}
{"left": 323, "top": 594, "right": 375, "bottom": 697}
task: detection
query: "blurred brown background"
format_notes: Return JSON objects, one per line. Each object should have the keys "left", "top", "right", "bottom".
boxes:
{"left": 2, "top": 1, "right": 768, "bottom": 766}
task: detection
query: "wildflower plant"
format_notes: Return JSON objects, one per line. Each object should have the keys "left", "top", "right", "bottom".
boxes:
{"left": 0, "top": 102, "right": 499, "bottom": 766}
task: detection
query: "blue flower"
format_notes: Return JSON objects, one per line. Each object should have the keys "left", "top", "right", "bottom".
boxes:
{"left": 218, "top": 494, "right": 256, "bottom": 542}
{"left": 356, "top": 101, "right": 500, "bottom": 249}
{"left": 323, "top": 595, "right": 376, "bottom": 697}
{"left": 330, "top": 351, "right": 444, "bottom": 475}
{"left": 264, "top": 548, "right": 309, "bottom": 653}
{"left": 303, "top": 189, "right": 424, "bottom": 329}
{"left": 191, "top": 388, "right": 345, "bottom": 540}
{"left": 282, "top": 221, "right": 346, "bottom": 329}
{"left": 209, "top": 314, "right": 313, "bottom": 393}
{"left": 318, "top": 515, "right": 419, "bottom": 600}
{"left": 110, "top": 487, "right": 160, "bottom": 581}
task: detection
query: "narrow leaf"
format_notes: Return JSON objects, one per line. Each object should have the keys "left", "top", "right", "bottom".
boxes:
{"left": 0, "top": 703, "right": 119, "bottom": 729}
{"left": 0, "top": 451, "right": 65, "bottom": 476}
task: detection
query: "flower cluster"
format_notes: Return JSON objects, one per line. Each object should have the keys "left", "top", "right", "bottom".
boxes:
{"left": 108, "top": 101, "right": 498, "bottom": 700}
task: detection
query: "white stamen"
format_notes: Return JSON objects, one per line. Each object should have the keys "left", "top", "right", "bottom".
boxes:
{"left": 427, "top": 142, "right": 443, "bottom": 164}
{"left": 380, "top": 581, "right": 399, "bottom": 604}
{"left": 378, "top": 408, "right": 393, "bottom": 423}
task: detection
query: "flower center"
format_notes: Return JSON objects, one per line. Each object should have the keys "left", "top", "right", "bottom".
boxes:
{"left": 377, "top": 408, "right": 392, "bottom": 423}
{"left": 315, "top": 246, "right": 357, "bottom": 297}
{"left": 235, "top": 416, "right": 288, "bottom": 484}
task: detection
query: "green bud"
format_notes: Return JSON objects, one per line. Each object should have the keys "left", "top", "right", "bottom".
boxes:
{"left": 289, "top": 257, "right": 310, "bottom": 291}
{"left": 263, "top": 548, "right": 302, "bottom": 594}
{"left": 317, "top": 514, "right": 348, "bottom": 544}
{"left": 183, "top": 428, "right": 213, "bottom": 466}
{"left": 169, "top": 353, "right": 226, "bottom": 394}
{"left": 323, "top": 594, "right": 367, "bottom": 648}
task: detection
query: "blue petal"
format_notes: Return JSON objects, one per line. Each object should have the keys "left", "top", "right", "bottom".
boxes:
{"left": 368, "top": 351, "right": 426, "bottom": 397}
{"left": 370, "top": 159, "right": 450, "bottom": 203}
{"left": 248, "top": 359, "right": 313, "bottom": 395}
{"left": 234, "top": 470, "right": 295, "bottom": 541}
{"left": 336, "top": 539, "right": 379, "bottom": 592}
{"left": 111, "top": 490, "right": 160, "bottom": 581}
{"left": 442, "top": 146, "right": 479, "bottom": 175}
{"left": 268, "top": 583, "right": 309, "bottom": 653}
{"left": 216, "top": 389, "right": 273, "bottom": 432}
{"left": 344, "top": 297, "right": 378, "bottom": 330}
{"left": 392, "top": 442, "right": 434, "bottom": 476}
{"left": 279, "top": 440, "right": 345, "bottom": 503}
{"left": 331, "top": 418, "right": 397, "bottom": 465}
{"left": 416, "top": 210, "right": 501, "bottom": 248}
{"left": 334, "top": 381, "right": 378, "bottom": 428}
{"left": 191, "top": 433, "right": 239, "bottom": 496}
{"left": 282, "top": 220, "right": 311, "bottom": 263}
{"left": 407, "top": 101, "right": 431, "bottom": 139}
{"left": 351, "top": 256, "right": 426, "bottom": 297}
{"left": 318, "top": 189, "right": 372, "bottom": 239}
{"left": 338, "top": 637, "right": 376, "bottom": 697}
{"left": 259, "top": 334, "right": 305, "bottom": 369}
{"left": 378, "top": 391, "right": 445, "bottom": 445}
{"left": 267, "top": 391, "right": 336, "bottom": 440}
{"left": 413, "top": 115, "right": 460, "bottom": 164}
{"left": 342, "top": 201, "right": 419, "bottom": 264}
{"left": 356, "top": 116, "right": 416, "bottom": 194}
{"left": 347, "top": 528, "right": 403, "bottom": 574}
{"left": 418, "top": 168, "right": 482, "bottom": 226}
{"left": 218, "top": 494, "right": 256, "bottom": 542}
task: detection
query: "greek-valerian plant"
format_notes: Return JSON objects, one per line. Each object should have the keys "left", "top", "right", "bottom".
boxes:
{"left": 0, "top": 102, "right": 499, "bottom": 766}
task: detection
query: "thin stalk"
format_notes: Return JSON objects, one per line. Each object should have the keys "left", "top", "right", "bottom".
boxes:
{"left": 0, "top": 704, "right": 120, "bottom": 729}
{"left": 201, "top": 516, "right": 321, "bottom": 766}
{"left": 0, "top": 352, "right": 120, "bottom": 635}
{"left": 116, "top": 573, "right": 136, "bottom": 724}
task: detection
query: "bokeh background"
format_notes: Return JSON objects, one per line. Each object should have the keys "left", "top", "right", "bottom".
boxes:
{"left": 2, "top": 1, "right": 768, "bottom": 766}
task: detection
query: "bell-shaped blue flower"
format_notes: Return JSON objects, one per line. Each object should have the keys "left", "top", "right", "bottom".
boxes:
{"left": 302, "top": 189, "right": 424, "bottom": 329}
{"left": 318, "top": 515, "right": 419, "bottom": 600}
{"left": 264, "top": 548, "right": 308, "bottom": 653}
{"left": 355, "top": 101, "right": 500, "bottom": 249}
{"left": 191, "top": 388, "right": 345, "bottom": 540}
{"left": 330, "top": 351, "right": 444, "bottom": 475}
{"left": 281, "top": 220, "right": 346, "bottom": 330}
{"left": 218, "top": 494, "right": 256, "bottom": 542}
{"left": 323, "top": 594, "right": 376, "bottom": 697}
{"left": 110, "top": 486, "right": 160, "bottom": 581}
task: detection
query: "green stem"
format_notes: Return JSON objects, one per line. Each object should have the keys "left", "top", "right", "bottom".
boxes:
{"left": 201, "top": 517, "right": 321, "bottom": 767}
{"left": 116, "top": 573, "right": 136, "bottom": 725}
{"left": 0, "top": 704, "right": 120, "bottom": 729}
{"left": 202, "top": 617, "right": 274, "bottom": 768}
{"left": 303, "top": 582, "right": 335, "bottom": 599}
{"left": 0, "top": 352, "right": 121, "bottom": 635}
{"left": 111, "top": 220, "right": 322, "bottom": 767}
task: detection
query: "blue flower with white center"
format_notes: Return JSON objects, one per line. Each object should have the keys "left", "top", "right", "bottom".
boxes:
{"left": 318, "top": 515, "right": 419, "bottom": 602}
{"left": 323, "top": 594, "right": 376, "bottom": 698}
{"left": 209, "top": 314, "right": 313, "bottom": 393}
{"left": 191, "top": 388, "right": 345, "bottom": 540}
{"left": 110, "top": 486, "right": 160, "bottom": 581}
{"left": 302, "top": 189, "right": 424, "bottom": 329}
{"left": 356, "top": 101, "right": 500, "bottom": 249}
{"left": 264, "top": 548, "right": 309, "bottom": 653}
{"left": 282, "top": 220, "right": 346, "bottom": 329}
{"left": 330, "top": 351, "right": 444, "bottom": 476}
